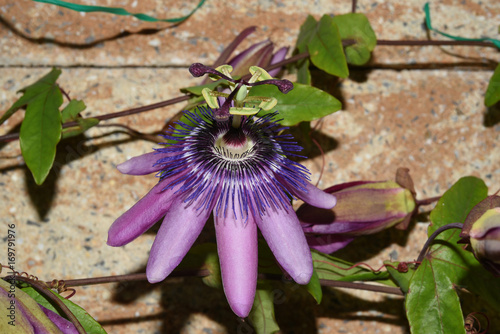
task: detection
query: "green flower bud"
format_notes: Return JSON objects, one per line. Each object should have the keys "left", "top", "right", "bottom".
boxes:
{"left": 460, "top": 196, "right": 500, "bottom": 276}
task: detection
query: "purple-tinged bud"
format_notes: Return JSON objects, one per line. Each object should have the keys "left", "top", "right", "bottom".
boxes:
{"left": 298, "top": 170, "right": 416, "bottom": 253}
{"left": 459, "top": 195, "right": 500, "bottom": 276}
{"left": 0, "top": 278, "right": 79, "bottom": 333}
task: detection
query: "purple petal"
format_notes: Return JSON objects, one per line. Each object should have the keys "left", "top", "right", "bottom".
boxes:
{"left": 107, "top": 180, "right": 180, "bottom": 247}
{"left": 268, "top": 46, "right": 289, "bottom": 77}
{"left": 215, "top": 194, "right": 258, "bottom": 318}
{"left": 228, "top": 41, "right": 271, "bottom": 71}
{"left": 291, "top": 181, "right": 337, "bottom": 209}
{"left": 303, "top": 216, "right": 407, "bottom": 235}
{"left": 210, "top": 26, "right": 257, "bottom": 72}
{"left": 117, "top": 151, "right": 169, "bottom": 175}
{"left": 306, "top": 235, "right": 355, "bottom": 254}
{"left": 256, "top": 205, "right": 313, "bottom": 284}
{"left": 40, "top": 305, "right": 79, "bottom": 334}
{"left": 146, "top": 196, "right": 212, "bottom": 283}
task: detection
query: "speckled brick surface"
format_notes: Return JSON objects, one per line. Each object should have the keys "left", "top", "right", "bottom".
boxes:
{"left": 1, "top": 1, "right": 499, "bottom": 333}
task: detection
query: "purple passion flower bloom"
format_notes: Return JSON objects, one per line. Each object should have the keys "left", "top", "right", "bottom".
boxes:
{"left": 108, "top": 107, "right": 336, "bottom": 317}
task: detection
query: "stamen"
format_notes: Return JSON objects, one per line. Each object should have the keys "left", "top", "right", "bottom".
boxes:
{"left": 157, "top": 107, "right": 309, "bottom": 219}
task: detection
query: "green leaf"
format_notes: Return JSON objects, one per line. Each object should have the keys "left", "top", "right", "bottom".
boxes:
{"left": 248, "top": 82, "right": 342, "bottom": 126}
{"left": 303, "top": 269, "right": 322, "bottom": 304}
{"left": 406, "top": 177, "right": 488, "bottom": 334}
{"left": 311, "top": 250, "right": 391, "bottom": 283}
{"left": 296, "top": 59, "right": 312, "bottom": 85}
{"left": 21, "top": 286, "right": 107, "bottom": 334}
{"left": 429, "top": 177, "right": 487, "bottom": 234}
{"left": 248, "top": 283, "right": 280, "bottom": 334}
{"left": 297, "top": 15, "right": 349, "bottom": 78}
{"left": 62, "top": 118, "right": 100, "bottom": 139}
{"left": 332, "top": 13, "right": 377, "bottom": 65}
{"left": 61, "top": 99, "right": 86, "bottom": 123}
{"left": 296, "top": 15, "right": 319, "bottom": 54}
{"left": 485, "top": 63, "right": 500, "bottom": 107}
{"left": 19, "top": 70, "right": 63, "bottom": 185}
{"left": 0, "top": 68, "right": 62, "bottom": 125}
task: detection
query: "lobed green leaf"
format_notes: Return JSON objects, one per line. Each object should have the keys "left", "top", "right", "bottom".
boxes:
{"left": 308, "top": 15, "right": 349, "bottom": 78}
{"left": 406, "top": 177, "right": 488, "bottom": 334}
{"left": 332, "top": 13, "right": 377, "bottom": 65}
{"left": 295, "top": 15, "right": 349, "bottom": 78}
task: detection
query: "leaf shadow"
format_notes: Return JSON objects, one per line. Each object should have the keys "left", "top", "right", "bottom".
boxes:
{"left": 107, "top": 263, "right": 409, "bottom": 333}
{"left": 313, "top": 288, "right": 408, "bottom": 332}
{"left": 23, "top": 134, "right": 98, "bottom": 219}
{"left": 483, "top": 103, "right": 500, "bottom": 128}
{"left": 288, "top": 123, "right": 339, "bottom": 162}
{"left": 1, "top": 129, "right": 161, "bottom": 219}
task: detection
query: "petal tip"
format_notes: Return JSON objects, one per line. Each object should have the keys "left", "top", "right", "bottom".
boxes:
{"left": 293, "top": 271, "right": 312, "bottom": 285}
{"left": 106, "top": 231, "right": 125, "bottom": 247}
{"left": 230, "top": 302, "right": 253, "bottom": 318}
{"left": 116, "top": 162, "right": 130, "bottom": 174}
{"left": 146, "top": 267, "right": 168, "bottom": 284}
{"left": 325, "top": 193, "right": 337, "bottom": 209}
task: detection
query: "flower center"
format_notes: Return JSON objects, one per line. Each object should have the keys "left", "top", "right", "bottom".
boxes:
{"left": 213, "top": 126, "right": 255, "bottom": 160}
